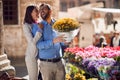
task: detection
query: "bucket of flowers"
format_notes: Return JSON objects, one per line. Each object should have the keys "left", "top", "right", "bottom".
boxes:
{"left": 63, "top": 47, "right": 83, "bottom": 64}
{"left": 65, "top": 64, "right": 86, "bottom": 80}
{"left": 52, "top": 18, "right": 80, "bottom": 42}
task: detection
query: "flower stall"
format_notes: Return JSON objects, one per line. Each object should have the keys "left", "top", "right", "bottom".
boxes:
{"left": 63, "top": 46, "right": 120, "bottom": 80}
{"left": 52, "top": 17, "right": 120, "bottom": 79}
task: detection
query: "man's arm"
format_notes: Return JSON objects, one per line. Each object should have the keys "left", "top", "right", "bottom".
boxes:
{"left": 36, "top": 39, "right": 53, "bottom": 50}
{"left": 37, "top": 35, "right": 66, "bottom": 50}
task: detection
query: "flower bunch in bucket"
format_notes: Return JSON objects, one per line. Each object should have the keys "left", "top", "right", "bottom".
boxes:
{"left": 52, "top": 18, "right": 80, "bottom": 32}
{"left": 53, "top": 18, "right": 80, "bottom": 42}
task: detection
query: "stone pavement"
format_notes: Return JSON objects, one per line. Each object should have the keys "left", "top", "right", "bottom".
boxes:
{"left": 9, "top": 57, "right": 29, "bottom": 80}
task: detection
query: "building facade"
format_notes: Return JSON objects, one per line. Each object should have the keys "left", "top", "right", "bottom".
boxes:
{"left": 59, "top": 0, "right": 120, "bottom": 47}
{"left": 0, "top": 1, "right": 15, "bottom": 76}
{"left": 60, "top": 0, "right": 120, "bottom": 11}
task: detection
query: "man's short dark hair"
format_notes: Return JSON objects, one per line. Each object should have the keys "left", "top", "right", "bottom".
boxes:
{"left": 39, "top": 3, "right": 51, "bottom": 10}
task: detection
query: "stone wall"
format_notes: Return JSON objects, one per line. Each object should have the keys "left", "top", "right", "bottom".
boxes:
{"left": 0, "top": 0, "right": 15, "bottom": 76}
{"left": 3, "top": 0, "right": 59, "bottom": 57}
{"left": 0, "top": 0, "right": 3, "bottom": 55}
{"left": 4, "top": 26, "right": 23, "bottom": 57}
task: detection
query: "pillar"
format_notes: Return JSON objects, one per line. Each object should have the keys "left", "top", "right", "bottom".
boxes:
{"left": 0, "top": 1, "right": 15, "bottom": 77}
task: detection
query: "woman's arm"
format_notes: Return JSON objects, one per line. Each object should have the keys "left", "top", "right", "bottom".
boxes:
{"left": 23, "top": 23, "right": 42, "bottom": 44}
{"left": 33, "top": 31, "right": 42, "bottom": 44}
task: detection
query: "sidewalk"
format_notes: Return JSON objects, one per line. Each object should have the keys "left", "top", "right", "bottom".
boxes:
{"left": 9, "top": 57, "right": 29, "bottom": 79}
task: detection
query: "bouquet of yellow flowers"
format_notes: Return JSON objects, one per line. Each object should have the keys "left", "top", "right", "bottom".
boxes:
{"left": 52, "top": 18, "right": 80, "bottom": 32}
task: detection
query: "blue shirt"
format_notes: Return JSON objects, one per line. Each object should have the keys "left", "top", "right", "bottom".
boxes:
{"left": 36, "top": 20, "right": 62, "bottom": 59}
{"left": 31, "top": 23, "right": 42, "bottom": 37}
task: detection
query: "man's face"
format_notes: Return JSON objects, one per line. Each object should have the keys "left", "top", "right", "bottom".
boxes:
{"left": 39, "top": 5, "right": 50, "bottom": 20}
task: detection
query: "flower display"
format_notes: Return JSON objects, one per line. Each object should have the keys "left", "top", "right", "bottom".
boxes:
{"left": 52, "top": 18, "right": 80, "bottom": 32}
{"left": 63, "top": 47, "right": 83, "bottom": 63}
{"left": 64, "top": 46, "right": 120, "bottom": 79}
{"left": 65, "top": 64, "right": 86, "bottom": 80}
{"left": 82, "top": 58, "right": 116, "bottom": 79}
{"left": 64, "top": 46, "right": 120, "bottom": 59}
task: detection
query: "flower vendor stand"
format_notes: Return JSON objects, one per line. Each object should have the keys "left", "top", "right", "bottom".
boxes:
{"left": 63, "top": 46, "right": 120, "bottom": 80}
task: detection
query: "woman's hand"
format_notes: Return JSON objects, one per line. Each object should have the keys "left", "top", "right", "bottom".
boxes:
{"left": 37, "top": 23, "right": 43, "bottom": 33}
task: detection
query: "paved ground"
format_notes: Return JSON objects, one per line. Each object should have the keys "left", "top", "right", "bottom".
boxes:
{"left": 8, "top": 57, "right": 29, "bottom": 79}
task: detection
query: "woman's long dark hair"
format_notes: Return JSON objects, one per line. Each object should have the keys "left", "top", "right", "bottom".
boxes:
{"left": 24, "top": 5, "right": 36, "bottom": 24}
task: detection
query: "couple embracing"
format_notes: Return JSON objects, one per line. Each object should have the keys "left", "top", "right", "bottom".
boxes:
{"left": 23, "top": 3, "right": 68, "bottom": 80}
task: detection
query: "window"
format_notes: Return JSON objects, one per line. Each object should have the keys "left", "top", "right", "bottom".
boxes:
{"left": 114, "top": 0, "right": 120, "bottom": 8}
{"left": 69, "top": 1, "right": 75, "bottom": 8}
{"left": 82, "top": 1, "right": 90, "bottom": 5}
{"left": 60, "top": 2, "right": 67, "bottom": 11}
{"left": 78, "top": 0, "right": 82, "bottom": 6}
{"left": 2, "top": 0, "right": 18, "bottom": 25}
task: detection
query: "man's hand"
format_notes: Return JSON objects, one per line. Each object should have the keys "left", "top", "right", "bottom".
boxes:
{"left": 38, "top": 23, "right": 43, "bottom": 29}
{"left": 53, "top": 34, "right": 66, "bottom": 44}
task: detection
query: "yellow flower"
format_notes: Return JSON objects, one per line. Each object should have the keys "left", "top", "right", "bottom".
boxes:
{"left": 74, "top": 73, "right": 86, "bottom": 80}
{"left": 65, "top": 74, "right": 72, "bottom": 80}
{"left": 53, "top": 18, "right": 80, "bottom": 32}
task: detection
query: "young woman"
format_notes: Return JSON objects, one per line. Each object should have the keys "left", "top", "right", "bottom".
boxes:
{"left": 23, "top": 5, "right": 42, "bottom": 80}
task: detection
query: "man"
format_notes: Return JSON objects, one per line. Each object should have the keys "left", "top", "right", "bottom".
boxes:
{"left": 37, "top": 3, "right": 66, "bottom": 80}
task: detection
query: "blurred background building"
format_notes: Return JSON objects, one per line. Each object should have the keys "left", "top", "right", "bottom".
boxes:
{"left": 60, "top": 0, "right": 120, "bottom": 12}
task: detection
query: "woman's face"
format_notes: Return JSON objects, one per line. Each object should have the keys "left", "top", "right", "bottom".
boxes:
{"left": 31, "top": 8, "right": 39, "bottom": 22}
